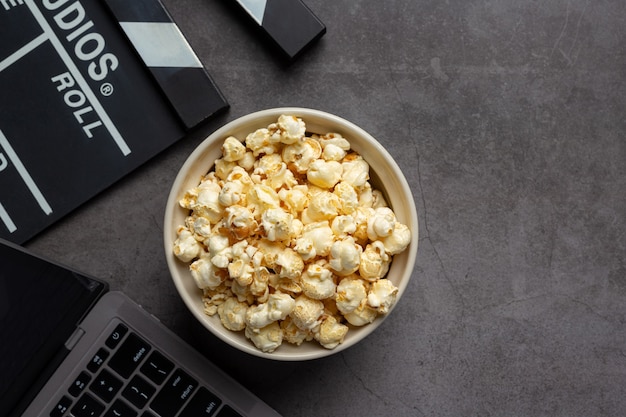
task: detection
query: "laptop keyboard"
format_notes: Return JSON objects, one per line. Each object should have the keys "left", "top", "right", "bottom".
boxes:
{"left": 50, "top": 322, "right": 242, "bottom": 417}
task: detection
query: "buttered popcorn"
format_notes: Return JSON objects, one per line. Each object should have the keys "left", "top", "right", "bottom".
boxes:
{"left": 173, "top": 115, "right": 411, "bottom": 353}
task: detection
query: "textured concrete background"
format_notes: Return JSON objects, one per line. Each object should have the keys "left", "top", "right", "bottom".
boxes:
{"left": 27, "top": 0, "right": 625, "bottom": 416}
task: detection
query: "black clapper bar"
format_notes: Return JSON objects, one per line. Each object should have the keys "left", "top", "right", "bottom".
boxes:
{"left": 103, "top": 0, "right": 228, "bottom": 130}
{"left": 233, "top": 0, "right": 326, "bottom": 61}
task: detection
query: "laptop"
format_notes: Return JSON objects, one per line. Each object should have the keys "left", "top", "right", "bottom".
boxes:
{"left": 0, "top": 238, "right": 281, "bottom": 417}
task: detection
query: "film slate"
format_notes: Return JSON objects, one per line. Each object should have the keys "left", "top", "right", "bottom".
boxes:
{"left": 0, "top": 0, "right": 228, "bottom": 244}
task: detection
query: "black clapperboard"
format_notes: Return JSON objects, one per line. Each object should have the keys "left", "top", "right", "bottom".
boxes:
{"left": 0, "top": 0, "right": 228, "bottom": 244}
{"left": 233, "top": 0, "right": 325, "bottom": 61}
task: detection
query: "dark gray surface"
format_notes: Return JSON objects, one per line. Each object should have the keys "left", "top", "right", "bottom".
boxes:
{"left": 26, "top": 1, "right": 626, "bottom": 416}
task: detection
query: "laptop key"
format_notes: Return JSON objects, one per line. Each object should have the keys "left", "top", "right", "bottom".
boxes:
{"left": 122, "top": 374, "right": 157, "bottom": 409}
{"left": 69, "top": 371, "right": 92, "bottom": 397}
{"left": 71, "top": 393, "right": 105, "bottom": 417}
{"left": 103, "top": 399, "right": 137, "bottom": 417}
{"left": 90, "top": 368, "right": 123, "bottom": 403}
{"left": 50, "top": 395, "right": 72, "bottom": 417}
{"left": 108, "top": 332, "right": 151, "bottom": 378}
{"left": 87, "top": 347, "right": 110, "bottom": 373}
{"left": 140, "top": 350, "right": 174, "bottom": 385}
{"left": 149, "top": 369, "right": 197, "bottom": 416}
{"left": 105, "top": 324, "right": 128, "bottom": 349}
{"left": 179, "top": 387, "right": 222, "bottom": 417}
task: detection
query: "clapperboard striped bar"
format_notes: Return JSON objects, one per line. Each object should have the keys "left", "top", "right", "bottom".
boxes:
{"left": 234, "top": 0, "right": 325, "bottom": 61}
{"left": 103, "top": 0, "right": 228, "bottom": 129}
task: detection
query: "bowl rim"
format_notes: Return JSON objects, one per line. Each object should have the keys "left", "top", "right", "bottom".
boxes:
{"left": 163, "top": 107, "right": 419, "bottom": 361}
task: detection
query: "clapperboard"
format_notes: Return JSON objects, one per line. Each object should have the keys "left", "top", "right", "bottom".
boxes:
{"left": 234, "top": 0, "right": 325, "bottom": 61}
{"left": 0, "top": 0, "right": 228, "bottom": 244}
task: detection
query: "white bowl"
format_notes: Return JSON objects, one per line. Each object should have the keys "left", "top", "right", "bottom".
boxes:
{"left": 164, "top": 108, "right": 418, "bottom": 360}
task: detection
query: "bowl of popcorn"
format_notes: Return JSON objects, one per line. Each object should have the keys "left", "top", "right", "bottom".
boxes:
{"left": 164, "top": 108, "right": 418, "bottom": 360}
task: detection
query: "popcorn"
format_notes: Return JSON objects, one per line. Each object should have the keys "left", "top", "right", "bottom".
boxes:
{"left": 226, "top": 166, "right": 254, "bottom": 189}
{"left": 320, "top": 134, "right": 350, "bottom": 161}
{"left": 322, "top": 143, "right": 347, "bottom": 161}
{"left": 333, "top": 181, "right": 359, "bottom": 215}
{"left": 228, "top": 259, "right": 254, "bottom": 287}
{"left": 361, "top": 186, "right": 388, "bottom": 210}
{"left": 367, "top": 206, "right": 396, "bottom": 241}
{"left": 367, "top": 279, "right": 398, "bottom": 314}
{"left": 238, "top": 151, "right": 256, "bottom": 171}
{"left": 247, "top": 184, "right": 281, "bottom": 217}
{"left": 293, "top": 237, "right": 315, "bottom": 261}
{"left": 278, "top": 185, "right": 308, "bottom": 215}
{"left": 318, "top": 133, "right": 350, "bottom": 154}
{"left": 261, "top": 208, "right": 295, "bottom": 242}
{"left": 202, "top": 286, "right": 231, "bottom": 316}
{"left": 359, "top": 241, "right": 391, "bottom": 281}
{"left": 254, "top": 153, "right": 283, "bottom": 178}
{"left": 351, "top": 207, "right": 373, "bottom": 245}
{"left": 245, "top": 292, "right": 295, "bottom": 329}
{"left": 190, "top": 255, "right": 225, "bottom": 290}
{"left": 371, "top": 189, "right": 388, "bottom": 209}
{"left": 329, "top": 236, "right": 363, "bottom": 276}
{"left": 275, "top": 114, "right": 306, "bottom": 144}
{"left": 331, "top": 215, "right": 357, "bottom": 237}
{"left": 222, "top": 205, "right": 257, "bottom": 240}
{"left": 221, "top": 136, "right": 247, "bottom": 162}
{"left": 281, "top": 316, "right": 311, "bottom": 345}
{"left": 179, "top": 188, "right": 198, "bottom": 210}
{"left": 307, "top": 159, "right": 342, "bottom": 189}
{"left": 246, "top": 128, "right": 277, "bottom": 156}
{"left": 304, "top": 190, "right": 340, "bottom": 222}
{"left": 227, "top": 241, "right": 255, "bottom": 286}
{"left": 300, "top": 262, "right": 336, "bottom": 300}
{"left": 275, "top": 248, "right": 305, "bottom": 280}
{"left": 290, "top": 295, "right": 324, "bottom": 331}
{"left": 190, "top": 215, "right": 213, "bottom": 239}
{"left": 335, "top": 275, "right": 368, "bottom": 315}
{"left": 270, "top": 275, "right": 302, "bottom": 295}
{"left": 344, "top": 300, "right": 378, "bottom": 326}
{"left": 358, "top": 182, "right": 374, "bottom": 208}
{"left": 217, "top": 297, "right": 248, "bottom": 331}
{"left": 341, "top": 155, "right": 370, "bottom": 188}
{"left": 173, "top": 115, "right": 412, "bottom": 352}
{"left": 173, "top": 226, "right": 202, "bottom": 262}
{"left": 250, "top": 266, "right": 271, "bottom": 301}
{"left": 230, "top": 279, "right": 254, "bottom": 304}
{"left": 218, "top": 179, "right": 245, "bottom": 207}
{"left": 380, "top": 222, "right": 412, "bottom": 255}
{"left": 245, "top": 322, "right": 283, "bottom": 353}
{"left": 214, "top": 158, "right": 237, "bottom": 180}
{"left": 266, "top": 162, "right": 297, "bottom": 190}
{"left": 282, "top": 138, "right": 321, "bottom": 173}
{"left": 294, "top": 221, "right": 334, "bottom": 260}
{"left": 316, "top": 315, "right": 349, "bottom": 349}
{"left": 207, "top": 233, "right": 231, "bottom": 268}
{"left": 190, "top": 178, "right": 223, "bottom": 224}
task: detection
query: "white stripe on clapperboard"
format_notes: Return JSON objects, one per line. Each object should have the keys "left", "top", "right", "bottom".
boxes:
{"left": 0, "top": 202, "right": 17, "bottom": 233}
{"left": 0, "top": 130, "right": 53, "bottom": 233}
{"left": 0, "top": 33, "right": 47, "bottom": 71}
{"left": 119, "top": 22, "right": 202, "bottom": 68}
{"left": 1, "top": 0, "right": 24, "bottom": 11}
{"left": 236, "top": 0, "right": 267, "bottom": 25}
{"left": 0, "top": 0, "right": 131, "bottom": 156}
